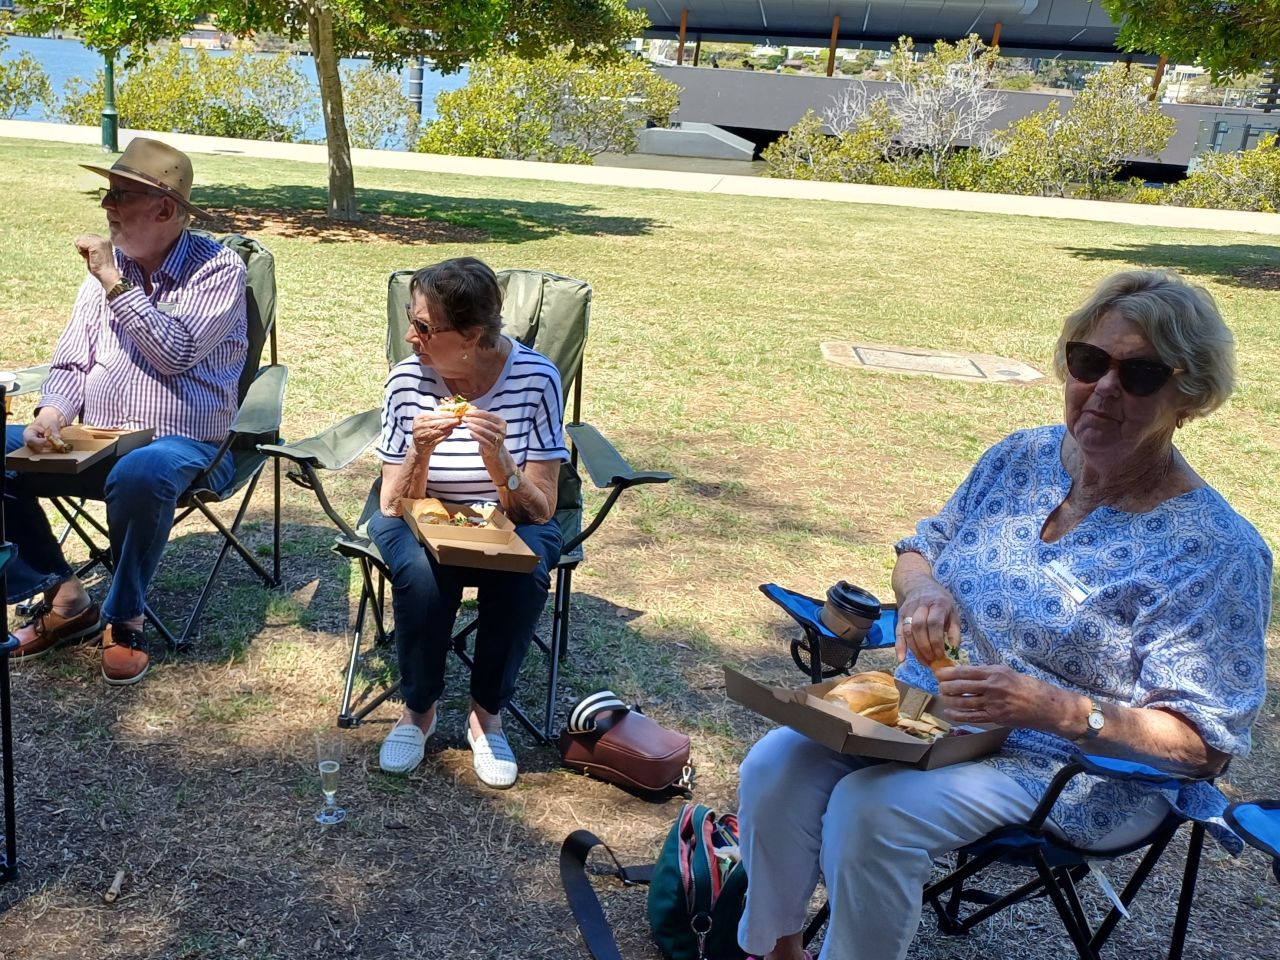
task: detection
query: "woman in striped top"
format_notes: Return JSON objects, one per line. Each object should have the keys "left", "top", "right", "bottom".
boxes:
{"left": 368, "top": 258, "right": 568, "bottom": 788}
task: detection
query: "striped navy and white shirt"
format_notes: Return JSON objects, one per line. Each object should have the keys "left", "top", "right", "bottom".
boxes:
{"left": 39, "top": 231, "right": 248, "bottom": 443}
{"left": 377, "top": 336, "right": 569, "bottom": 505}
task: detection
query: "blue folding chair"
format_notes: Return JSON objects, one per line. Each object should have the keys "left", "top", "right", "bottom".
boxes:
{"left": 759, "top": 582, "right": 897, "bottom": 681}
{"left": 761, "top": 581, "right": 1213, "bottom": 960}
{"left": 1225, "top": 799, "right": 1280, "bottom": 885}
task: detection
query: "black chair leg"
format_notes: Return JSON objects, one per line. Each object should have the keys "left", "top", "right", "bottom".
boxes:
{"left": 1034, "top": 852, "right": 1100, "bottom": 960}
{"left": 1167, "top": 824, "right": 1204, "bottom": 960}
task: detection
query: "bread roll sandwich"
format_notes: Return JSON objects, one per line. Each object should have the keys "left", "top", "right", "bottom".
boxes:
{"left": 437, "top": 394, "right": 474, "bottom": 418}
{"left": 822, "top": 671, "right": 900, "bottom": 726}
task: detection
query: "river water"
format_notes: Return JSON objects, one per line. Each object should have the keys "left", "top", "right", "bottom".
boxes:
{"left": 0, "top": 35, "right": 467, "bottom": 144}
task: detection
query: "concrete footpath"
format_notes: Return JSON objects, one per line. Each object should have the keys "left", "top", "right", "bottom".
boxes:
{"left": 4, "top": 118, "right": 1280, "bottom": 236}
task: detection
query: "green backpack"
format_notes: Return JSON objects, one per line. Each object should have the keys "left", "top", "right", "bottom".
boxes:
{"left": 561, "top": 803, "right": 749, "bottom": 960}
{"left": 648, "top": 804, "right": 748, "bottom": 960}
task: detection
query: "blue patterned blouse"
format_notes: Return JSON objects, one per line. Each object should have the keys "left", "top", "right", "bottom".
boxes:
{"left": 895, "top": 425, "right": 1272, "bottom": 850}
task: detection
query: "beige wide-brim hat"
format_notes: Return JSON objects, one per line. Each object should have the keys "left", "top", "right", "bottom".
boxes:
{"left": 81, "top": 137, "right": 212, "bottom": 219}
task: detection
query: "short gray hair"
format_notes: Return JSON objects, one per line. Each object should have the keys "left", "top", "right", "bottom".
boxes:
{"left": 1054, "top": 270, "right": 1235, "bottom": 420}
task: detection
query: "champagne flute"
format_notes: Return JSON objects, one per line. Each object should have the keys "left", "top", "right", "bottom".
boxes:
{"left": 314, "top": 729, "right": 347, "bottom": 825}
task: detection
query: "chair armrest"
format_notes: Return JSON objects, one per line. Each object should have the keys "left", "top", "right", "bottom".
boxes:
{"left": 1224, "top": 800, "right": 1280, "bottom": 883}
{"left": 567, "top": 422, "right": 673, "bottom": 489}
{"left": 258, "top": 407, "right": 380, "bottom": 471}
{"left": 6, "top": 364, "right": 50, "bottom": 398}
{"left": 1026, "top": 751, "right": 1205, "bottom": 831}
{"left": 230, "top": 364, "right": 288, "bottom": 441}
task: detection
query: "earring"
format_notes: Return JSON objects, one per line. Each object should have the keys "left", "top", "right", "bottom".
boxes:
{"left": 462, "top": 351, "right": 469, "bottom": 360}
{"left": 1176, "top": 415, "right": 1186, "bottom": 429}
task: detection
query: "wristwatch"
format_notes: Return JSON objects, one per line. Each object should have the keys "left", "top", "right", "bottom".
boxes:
{"left": 1076, "top": 697, "right": 1105, "bottom": 742}
{"left": 105, "top": 278, "right": 133, "bottom": 302}
{"left": 504, "top": 469, "right": 522, "bottom": 492}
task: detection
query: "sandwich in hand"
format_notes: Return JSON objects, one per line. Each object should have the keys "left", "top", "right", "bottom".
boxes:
{"left": 928, "top": 639, "right": 969, "bottom": 676}
{"left": 437, "top": 394, "right": 474, "bottom": 418}
{"left": 822, "top": 671, "right": 900, "bottom": 726}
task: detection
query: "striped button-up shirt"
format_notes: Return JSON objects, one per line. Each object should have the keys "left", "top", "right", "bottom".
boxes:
{"left": 40, "top": 231, "right": 248, "bottom": 443}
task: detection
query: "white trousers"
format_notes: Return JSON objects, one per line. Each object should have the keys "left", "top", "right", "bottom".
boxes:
{"left": 736, "top": 727, "right": 1167, "bottom": 960}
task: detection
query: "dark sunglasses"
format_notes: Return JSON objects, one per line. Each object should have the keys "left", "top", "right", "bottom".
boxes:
{"left": 404, "top": 305, "right": 452, "bottom": 339}
{"left": 1064, "top": 341, "right": 1181, "bottom": 397}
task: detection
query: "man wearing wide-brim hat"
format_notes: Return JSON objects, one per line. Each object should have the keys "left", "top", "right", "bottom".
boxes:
{"left": 4, "top": 137, "right": 248, "bottom": 685}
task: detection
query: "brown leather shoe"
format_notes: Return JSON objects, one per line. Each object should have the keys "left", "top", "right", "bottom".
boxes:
{"left": 101, "top": 624, "right": 150, "bottom": 686}
{"left": 12, "top": 599, "right": 103, "bottom": 660}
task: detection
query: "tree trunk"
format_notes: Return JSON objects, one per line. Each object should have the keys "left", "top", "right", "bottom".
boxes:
{"left": 307, "top": 5, "right": 359, "bottom": 221}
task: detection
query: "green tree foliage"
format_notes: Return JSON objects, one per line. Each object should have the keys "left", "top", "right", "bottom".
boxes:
{"left": 987, "top": 64, "right": 1175, "bottom": 197}
{"left": 59, "top": 44, "right": 315, "bottom": 142}
{"left": 0, "top": 35, "right": 55, "bottom": 120}
{"left": 342, "top": 64, "right": 419, "bottom": 151}
{"left": 761, "top": 102, "right": 898, "bottom": 183}
{"left": 1104, "top": 0, "right": 1280, "bottom": 78}
{"left": 418, "top": 51, "right": 678, "bottom": 163}
{"left": 1159, "top": 133, "right": 1280, "bottom": 211}
{"left": 23, "top": 0, "right": 646, "bottom": 220}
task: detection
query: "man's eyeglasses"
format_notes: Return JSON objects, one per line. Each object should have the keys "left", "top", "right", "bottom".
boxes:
{"left": 1064, "top": 341, "right": 1181, "bottom": 397}
{"left": 405, "top": 305, "right": 453, "bottom": 339}
{"left": 98, "top": 186, "right": 164, "bottom": 204}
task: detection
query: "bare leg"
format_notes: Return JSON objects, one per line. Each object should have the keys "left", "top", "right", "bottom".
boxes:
{"left": 395, "top": 702, "right": 437, "bottom": 735}
{"left": 761, "top": 933, "right": 806, "bottom": 960}
{"left": 468, "top": 701, "right": 502, "bottom": 738}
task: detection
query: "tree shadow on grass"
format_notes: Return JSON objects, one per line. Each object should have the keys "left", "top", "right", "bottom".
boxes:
{"left": 197, "top": 183, "right": 663, "bottom": 246}
{"left": 1064, "top": 242, "right": 1280, "bottom": 290}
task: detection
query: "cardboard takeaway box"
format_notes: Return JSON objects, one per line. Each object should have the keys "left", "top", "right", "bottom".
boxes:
{"left": 400, "top": 497, "right": 540, "bottom": 573}
{"left": 724, "top": 667, "right": 1010, "bottom": 769}
{"left": 5, "top": 425, "right": 155, "bottom": 475}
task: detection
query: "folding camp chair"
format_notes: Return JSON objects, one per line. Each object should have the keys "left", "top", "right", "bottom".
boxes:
{"left": 763, "top": 583, "right": 1213, "bottom": 960}
{"left": 1225, "top": 799, "right": 1280, "bottom": 885}
{"left": 5, "top": 233, "right": 286, "bottom": 649}
{"left": 262, "top": 268, "right": 672, "bottom": 742}
{"left": 1, "top": 386, "right": 19, "bottom": 884}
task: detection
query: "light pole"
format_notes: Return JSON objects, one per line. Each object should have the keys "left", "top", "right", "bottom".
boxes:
{"left": 101, "top": 51, "right": 119, "bottom": 153}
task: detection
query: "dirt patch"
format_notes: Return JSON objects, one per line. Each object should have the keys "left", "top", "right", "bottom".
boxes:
{"left": 201, "top": 207, "right": 488, "bottom": 245}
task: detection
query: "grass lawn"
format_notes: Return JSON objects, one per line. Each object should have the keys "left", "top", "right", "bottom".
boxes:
{"left": 1, "top": 136, "right": 1277, "bottom": 959}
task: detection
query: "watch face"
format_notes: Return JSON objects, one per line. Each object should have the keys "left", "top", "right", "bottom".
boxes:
{"left": 1088, "top": 710, "right": 1105, "bottom": 732}
{"left": 507, "top": 471, "right": 521, "bottom": 491}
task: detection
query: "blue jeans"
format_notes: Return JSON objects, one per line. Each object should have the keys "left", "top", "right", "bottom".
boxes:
{"left": 367, "top": 509, "right": 562, "bottom": 715}
{"left": 4, "top": 425, "right": 233, "bottom": 622}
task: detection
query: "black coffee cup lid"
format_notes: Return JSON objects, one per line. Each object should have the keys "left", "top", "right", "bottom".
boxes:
{"left": 826, "top": 581, "right": 880, "bottom": 618}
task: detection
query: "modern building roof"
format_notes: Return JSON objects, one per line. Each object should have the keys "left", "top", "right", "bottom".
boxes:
{"left": 629, "top": 1, "right": 1148, "bottom": 60}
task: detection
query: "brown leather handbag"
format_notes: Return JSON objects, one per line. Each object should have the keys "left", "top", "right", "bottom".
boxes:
{"left": 557, "top": 691, "right": 693, "bottom": 793}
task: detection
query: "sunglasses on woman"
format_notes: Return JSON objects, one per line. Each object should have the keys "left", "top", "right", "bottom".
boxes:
{"left": 1064, "top": 341, "right": 1181, "bottom": 397}
{"left": 404, "top": 305, "right": 452, "bottom": 339}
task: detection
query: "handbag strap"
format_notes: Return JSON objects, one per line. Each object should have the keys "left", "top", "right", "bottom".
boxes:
{"left": 567, "top": 690, "right": 631, "bottom": 733}
{"left": 560, "top": 829, "right": 654, "bottom": 960}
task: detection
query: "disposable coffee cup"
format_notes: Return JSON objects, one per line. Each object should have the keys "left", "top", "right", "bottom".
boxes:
{"left": 818, "top": 581, "right": 882, "bottom": 668}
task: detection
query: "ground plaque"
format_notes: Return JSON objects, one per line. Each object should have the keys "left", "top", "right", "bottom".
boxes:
{"left": 821, "top": 342, "right": 1045, "bottom": 384}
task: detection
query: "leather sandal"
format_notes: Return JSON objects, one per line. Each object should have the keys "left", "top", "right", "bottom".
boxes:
{"left": 379, "top": 714, "right": 437, "bottom": 774}
{"left": 467, "top": 728, "right": 518, "bottom": 789}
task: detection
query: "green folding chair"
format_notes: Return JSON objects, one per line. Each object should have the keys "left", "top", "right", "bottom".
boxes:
{"left": 6, "top": 233, "right": 286, "bottom": 648}
{"left": 262, "top": 268, "right": 672, "bottom": 741}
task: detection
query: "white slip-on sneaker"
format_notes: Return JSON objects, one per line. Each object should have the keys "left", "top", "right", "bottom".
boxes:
{"left": 467, "top": 728, "right": 518, "bottom": 788}
{"left": 379, "top": 714, "right": 437, "bottom": 774}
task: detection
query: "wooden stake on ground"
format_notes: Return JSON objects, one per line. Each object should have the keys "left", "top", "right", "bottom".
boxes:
{"left": 103, "top": 868, "right": 125, "bottom": 903}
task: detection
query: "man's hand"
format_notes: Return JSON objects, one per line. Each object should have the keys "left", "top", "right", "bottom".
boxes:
{"left": 74, "top": 234, "right": 122, "bottom": 290}
{"left": 24, "top": 408, "right": 67, "bottom": 454}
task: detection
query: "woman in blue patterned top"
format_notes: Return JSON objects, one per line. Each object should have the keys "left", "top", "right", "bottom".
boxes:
{"left": 368, "top": 257, "right": 568, "bottom": 788}
{"left": 736, "top": 270, "right": 1272, "bottom": 960}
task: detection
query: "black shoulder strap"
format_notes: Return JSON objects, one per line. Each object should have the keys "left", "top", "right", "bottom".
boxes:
{"left": 560, "top": 830, "right": 654, "bottom": 960}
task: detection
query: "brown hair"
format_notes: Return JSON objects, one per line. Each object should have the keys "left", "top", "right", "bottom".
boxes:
{"left": 409, "top": 257, "right": 504, "bottom": 349}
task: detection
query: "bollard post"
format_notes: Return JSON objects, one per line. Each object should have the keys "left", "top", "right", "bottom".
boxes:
{"left": 101, "top": 51, "right": 119, "bottom": 153}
